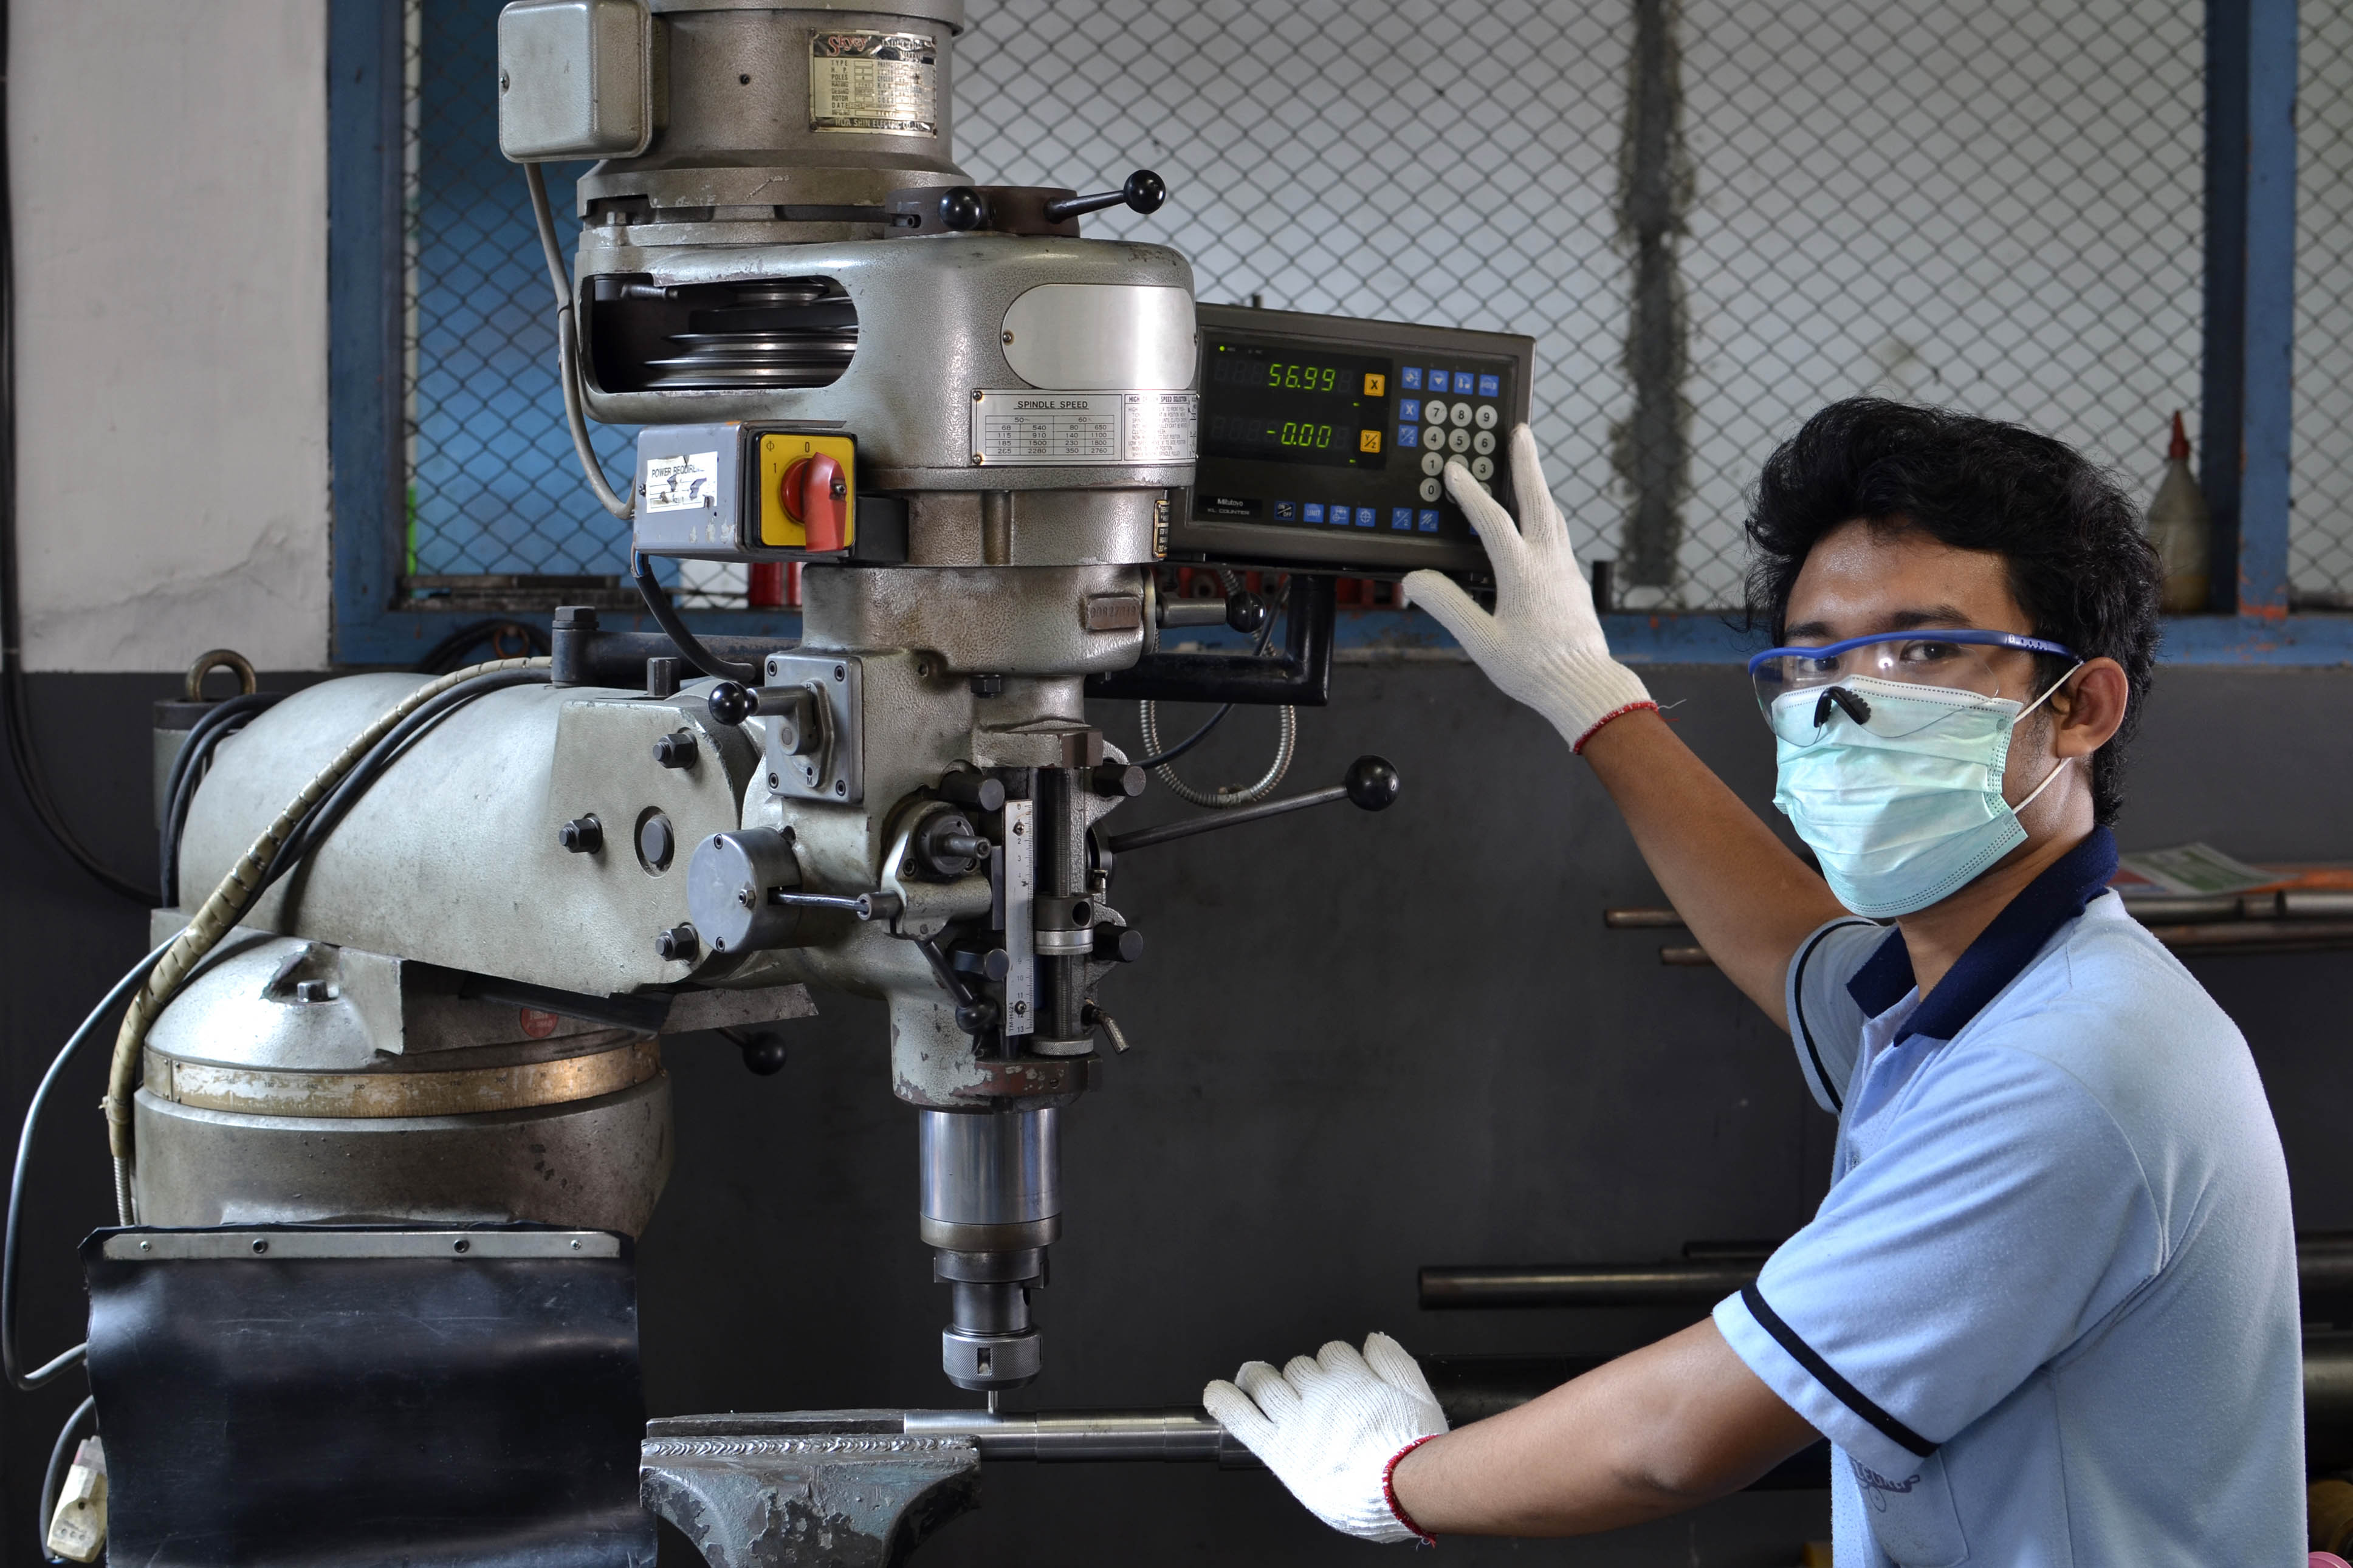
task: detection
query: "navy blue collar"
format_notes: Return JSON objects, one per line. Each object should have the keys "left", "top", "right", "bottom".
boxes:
{"left": 1846, "top": 826, "right": 2119, "bottom": 1046}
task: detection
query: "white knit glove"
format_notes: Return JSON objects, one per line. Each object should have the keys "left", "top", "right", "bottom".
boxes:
{"left": 1401, "top": 425, "right": 1655, "bottom": 753}
{"left": 1203, "top": 1333, "right": 1448, "bottom": 1544}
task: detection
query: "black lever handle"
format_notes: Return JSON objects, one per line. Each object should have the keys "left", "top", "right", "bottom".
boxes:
{"left": 1105, "top": 755, "right": 1399, "bottom": 855}
{"left": 1043, "top": 169, "right": 1167, "bottom": 224}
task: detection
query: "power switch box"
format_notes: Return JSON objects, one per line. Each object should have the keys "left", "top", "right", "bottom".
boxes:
{"left": 633, "top": 423, "right": 905, "bottom": 564}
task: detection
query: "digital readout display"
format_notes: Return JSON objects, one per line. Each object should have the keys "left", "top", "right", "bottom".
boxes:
{"left": 1198, "top": 340, "right": 1393, "bottom": 471}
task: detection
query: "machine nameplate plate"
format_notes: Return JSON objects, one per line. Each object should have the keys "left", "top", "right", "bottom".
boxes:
{"left": 809, "top": 30, "right": 939, "bottom": 137}
{"left": 969, "top": 391, "right": 1200, "bottom": 467}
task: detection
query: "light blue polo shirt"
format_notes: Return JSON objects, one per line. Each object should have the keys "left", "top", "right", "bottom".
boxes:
{"left": 1714, "top": 827, "right": 2304, "bottom": 1567}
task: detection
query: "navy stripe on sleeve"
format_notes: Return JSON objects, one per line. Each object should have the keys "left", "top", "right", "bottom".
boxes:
{"left": 1789, "top": 920, "right": 1872, "bottom": 1114}
{"left": 1742, "top": 1283, "right": 1936, "bottom": 1459}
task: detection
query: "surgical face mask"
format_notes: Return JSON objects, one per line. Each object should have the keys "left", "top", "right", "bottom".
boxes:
{"left": 1769, "top": 671, "right": 2077, "bottom": 919}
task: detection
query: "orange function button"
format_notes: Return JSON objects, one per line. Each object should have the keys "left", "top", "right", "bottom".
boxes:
{"left": 1363, "top": 372, "right": 1387, "bottom": 397}
{"left": 1358, "top": 429, "right": 1383, "bottom": 454}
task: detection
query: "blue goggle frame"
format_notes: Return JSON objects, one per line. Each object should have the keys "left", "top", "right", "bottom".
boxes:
{"left": 1746, "top": 628, "right": 2078, "bottom": 675}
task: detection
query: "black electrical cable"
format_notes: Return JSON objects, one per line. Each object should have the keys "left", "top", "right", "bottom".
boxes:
{"left": 36, "top": 1394, "right": 94, "bottom": 1563}
{"left": 3, "top": 940, "right": 169, "bottom": 1394}
{"left": 630, "top": 552, "right": 757, "bottom": 683}
{"left": 1130, "top": 703, "right": 1232, "bottom": 769}
{"left": 0, "top": 0, "right": 154, "bottom": 905}
{"left": 267, "top": 667, "right": 550, "bottom": 881}
{"left": 1128, "top": 575, "right": 1289, "bottom": 770}
{"left": 157, "top": 692, "right": 281, "bottom": 905}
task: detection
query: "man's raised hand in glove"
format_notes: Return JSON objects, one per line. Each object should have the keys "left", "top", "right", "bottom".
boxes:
{"left": 1403, "top": 425, "right": 1846, "bottom": 1016}
{"left": 1400, "top": 425, "right": 1657, "bottom": 754}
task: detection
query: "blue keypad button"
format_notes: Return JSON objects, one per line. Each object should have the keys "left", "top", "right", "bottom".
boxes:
{"left": 1331, "top": 502, "right": 1353, "bottom": 525}
{"left": 1274, "top": 500, "right": 1296, "bottom": 521}
{"left": 1398, "top": 424, "right": 1419, "bottom": 448}
{"left": 1399, "top": 398, "right": 1421, "bottom": 423}
{"left": 1451, "top": 371, "right": 1477, "bottom": 394}
{"left": 1400, "top": 367, "right": 1423, "bottom": 390}
{"left": 1302, "top": 502, "right": 1324, "bottom": 524}
{"left": 1354, "top": 507, "right": 1376, "bottom": 527}
{"left": 1477, "top": 373, "right": 1500, "bottom": 397}
{"left": 1391, "top": 507, "right": 1414, "bottom": 530}
{"left": 1418, "top": 508, "right": 1441, "bottom": 532}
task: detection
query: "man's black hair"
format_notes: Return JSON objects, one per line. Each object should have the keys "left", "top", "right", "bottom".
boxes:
{"left": 1743, "top": 397, "right": 2163, "bottom": 824}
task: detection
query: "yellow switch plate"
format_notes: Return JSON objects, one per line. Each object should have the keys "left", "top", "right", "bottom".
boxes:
{"left": 755, "top": 432, "right": 857, "bottom": 550}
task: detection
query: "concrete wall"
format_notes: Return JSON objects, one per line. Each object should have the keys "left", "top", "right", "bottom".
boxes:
{"left": 5, "top": 661, "right": 2346, "bottom": 1564}
{"left": 12, "top": 0, "right": 331, "bottom": 673}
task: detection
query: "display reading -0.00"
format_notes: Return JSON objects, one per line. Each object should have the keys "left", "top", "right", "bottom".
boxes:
{"left": 1198, "top": 339, "right": 1390, "bottom": 472}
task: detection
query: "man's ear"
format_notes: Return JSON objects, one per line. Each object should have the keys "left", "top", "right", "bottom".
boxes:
{"left": 2047, "top": 658, "right": 2129, "bottom": 759}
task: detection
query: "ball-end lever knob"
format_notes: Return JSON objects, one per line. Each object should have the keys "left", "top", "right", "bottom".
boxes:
{"left": 1224, "top": 590, "right": 1268, "bottom": 635}
{"left": 938, "top": 186, "right": 986, "bottom": 231}
{"left": 1042, "top": 169, "right": 1169, "bottom": 224}
{"left": 706, "top": 680, "right": 757, "bottom": 726}
{"left": 1345, "top": 755, "right": 1402, "bottom": 812}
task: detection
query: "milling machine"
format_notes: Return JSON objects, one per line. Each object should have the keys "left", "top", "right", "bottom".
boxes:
{"left": 39, "top": 4, "right": 1541, "bottom": 1561}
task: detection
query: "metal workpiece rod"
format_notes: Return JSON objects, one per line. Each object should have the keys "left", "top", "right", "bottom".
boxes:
{"left": 901, "top": 1408, "right": 1258, "bottom": 1466}
{"left": 1420, "top": 1260, "right": 1762, "bottom": 1309}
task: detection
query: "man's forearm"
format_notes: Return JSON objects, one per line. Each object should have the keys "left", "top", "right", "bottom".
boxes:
{"left": 1579, "top": 710, "right": 1846, "bottom": 1016}
{"left": 1389, "top": 1320, "right": 1819, "bottom": 1537}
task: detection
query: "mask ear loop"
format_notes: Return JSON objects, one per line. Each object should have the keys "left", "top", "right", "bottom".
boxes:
{"left": 2006, "top": 660, "right": 2087, "bottom": 813}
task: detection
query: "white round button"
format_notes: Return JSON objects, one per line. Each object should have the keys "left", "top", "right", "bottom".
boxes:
{"left": 1469, "top": 454, "right": 1495, "bottom": 481}
{"left": 1449, "top": 402, "right": 1473, "bottom": 428}
{"left": 1418, "top": 477, "right": 1442, "bottom": 502}
{"left": 1425, "top": 426, "right": 1446, "bottom": 453}
{"left": 1420, "top": 451, "right": 1444, "bottom": 477}
{"left": 1448, "top": 426, "right": 1472, "bottom": 453}
{"left": 1474, "top": 404, "right": 1499, "bottom": 430}
{"left": 1471, "top": 430, "right": 1496, "bottom": 455}
{"left": 1421, "top": 400, "right": 1449, "bottom": 425}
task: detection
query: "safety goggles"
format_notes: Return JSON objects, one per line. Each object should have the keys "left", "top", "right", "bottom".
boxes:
{"left": 1748, "top": 629, "right": 2080, "bottom": 744}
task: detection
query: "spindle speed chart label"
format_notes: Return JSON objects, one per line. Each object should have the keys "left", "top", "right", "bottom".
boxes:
{"left": 970, "top": 391, "right": 1201, "bottom": 467}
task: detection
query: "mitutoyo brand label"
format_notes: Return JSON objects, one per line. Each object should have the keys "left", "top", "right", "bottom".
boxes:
{"left": 809, "top": 31, "right": 939, "bottom": 137}
{"left": 969, "top": 391, "right": 1200, "bottom": 467}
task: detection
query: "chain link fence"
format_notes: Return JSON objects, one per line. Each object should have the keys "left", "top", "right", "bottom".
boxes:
{"left": 394, "top": 0, "right": 2349, "bottom": 614}
{"left": 2296, "top": 1, "right": 2353, "bottom": 608}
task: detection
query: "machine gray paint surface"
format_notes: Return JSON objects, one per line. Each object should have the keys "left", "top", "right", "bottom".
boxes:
{"left": 5, "top": 663, "right": 2351, "bottom": 1563}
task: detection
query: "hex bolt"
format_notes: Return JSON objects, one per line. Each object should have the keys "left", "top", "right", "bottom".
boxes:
{"left": 293, "top": 980, "right": 333, "bottom": 1004}
{"left": 558, "top": 815, "right": 604, "bottom": 854}
{"left": 653, "top": 730, "right": 698, "bottom": 769}
{"left": 656, "top": 924, "right": 699, "bottom": 962}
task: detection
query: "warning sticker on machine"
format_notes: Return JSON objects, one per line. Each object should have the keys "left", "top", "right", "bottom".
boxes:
{"left": 1123, "top": 391, "right": 1200, "bottom": 462}
{"left": 970, "top": 391, "right": 1200, "bottom": 467}
{"left": 809, "top": 32, "right": 939, "bottom": 137}
{"left": 644, "top": 450, "right": 720, "bottom": 511}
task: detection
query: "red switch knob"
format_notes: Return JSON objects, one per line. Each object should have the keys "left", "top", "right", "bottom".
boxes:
{"left": 779, "top": 453, "right": 848, "bottom": 552}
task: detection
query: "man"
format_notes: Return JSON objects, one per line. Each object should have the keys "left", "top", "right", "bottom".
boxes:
{"left": 1204, "top": 400, "right": 2303, "bottom": 1563}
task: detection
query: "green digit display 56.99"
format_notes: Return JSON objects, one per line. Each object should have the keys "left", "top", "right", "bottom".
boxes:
{"left": 1267, "top": 363, "right": 1338, "bottom": 392}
